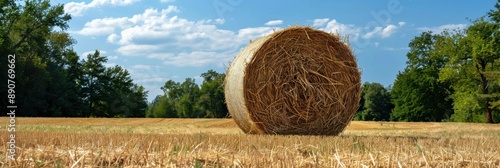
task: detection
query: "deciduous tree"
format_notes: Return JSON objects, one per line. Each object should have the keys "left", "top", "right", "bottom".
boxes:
{"left": 391, "top": 32, "right": 454, "bottom": 122}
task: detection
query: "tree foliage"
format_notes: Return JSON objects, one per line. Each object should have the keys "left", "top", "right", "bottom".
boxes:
{"left": 0, "top": 0, "right": 148, "bottom": 117}
{"left": 198, "top": 70, "right": 228, "bottom": 118}
{"left": 437, "top": 4, "right": 500, "bottom": 123}
{"left": 147, "top": 69, "right": 229, "bottom": 118}
{"left": 391, "top": 0, "right": 500, "bottom": 123}
{"left": 391, "top": 32, "right": 454, "bottom": 122}
{"left": 355, "top": 82, "right": 393, "bottom": 121}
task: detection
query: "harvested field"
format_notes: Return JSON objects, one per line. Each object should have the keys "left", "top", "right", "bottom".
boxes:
{"left": 1, "top": 118, "right": 499, "bottom": 167}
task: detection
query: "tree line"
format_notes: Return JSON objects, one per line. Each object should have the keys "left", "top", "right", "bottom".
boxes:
{"left": 145, "top": 70, "right": 228, "bottom": 118}
{"left": 357, "top": 1, "right": 500, "bottom": 123}
{"left": 1, "top": 0, "right": 147, "bottom": 117}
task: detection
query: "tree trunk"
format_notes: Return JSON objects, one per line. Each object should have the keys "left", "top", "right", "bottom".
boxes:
{"left": 480, "top": 71, "right": 494, "bottom": 123}
{"left": 478, "top": 60, "right": 494, "bottom": 124}
{"left": 485, "top": 102, "right": 494, "bottom": 123}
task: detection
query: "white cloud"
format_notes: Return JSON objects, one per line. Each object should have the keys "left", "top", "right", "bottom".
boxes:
{"left": 215, "top": 18, "right": 225, "bottom": 24}
{"left": 76, "top": 8, "right": 406, "bottom": 67}
{"left": 237, "top": 27, "right": 277, "bottom": 40}
{"left": 107, "top": 55, "right": 118, "bottom": 60}
{"left": 381, "top": 24, "right": 398, "bottom": 38}
{"left": 116, "top": 44, "right": 163, "bottom": 56}
{"left": 362, "top": 24, "right": 403, "bottom": 39}
{"left": 160, "top": 0, "right": 175, "bottom": 3}
{"left": 316, "top": 19, "right": 362, "bottom": 41}
{"left": 64, "top": 0, "right": 140, "bottom": 17}
{"left": 364, "top": 27, "right": 383, "bottom": 39}
{"left": 107, "top": 33, "right": 120, "bottom": 43}
{"left": 131, "top": 64, "right": 152, "bottom": 70}
{"left": 75, "top": 7, "right": 179, "bottom": 36}
{"left": 64, "top": 2, "right": 86, "bottom": 17}
{"left": 314, "top": 18, "right": 405, "bottom": 41}
{"left": 265, "top": 20, "right": 283, "bottom": 26}
{"left": 163, "top": 5, "right": 180, "bottom": 14}
{"left": 76, "top": 17, "right": 131, "bottom": 36}
{"left": 146, "top": 53, "right": 176, "bottom": 60}
{"left": 77, "top": 26, "right": 115, "bottom": 36}
{"left": 417, "top": 24, "right": 467, "bottom": 34}
{"left": 163, "top": 51, "right": 234, "bottom": 67}
{"left": 313, "top": 18, "right": 330, "bottom": 27}
{"left": 74, "top": 6, "right": 280, "bottom": 66}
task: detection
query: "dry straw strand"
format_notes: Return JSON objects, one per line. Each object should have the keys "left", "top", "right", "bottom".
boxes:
{"left": 225, "top": 26, "right": 361, "bottom": 135}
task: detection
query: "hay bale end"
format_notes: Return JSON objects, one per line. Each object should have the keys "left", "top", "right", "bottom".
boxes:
{"left": 224, "top": 26, "right": 361, "bottom": 135}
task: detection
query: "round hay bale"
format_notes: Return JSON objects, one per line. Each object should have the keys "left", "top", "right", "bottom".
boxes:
{"left": 224, "top": 26, "right": 361, "bottom": 135}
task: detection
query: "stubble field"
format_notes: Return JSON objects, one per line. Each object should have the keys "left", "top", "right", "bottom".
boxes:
{"left": 0, "top": 118, "right": 499, "bottom": 167}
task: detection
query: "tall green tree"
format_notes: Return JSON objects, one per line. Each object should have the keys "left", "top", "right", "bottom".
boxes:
{"left": 81, "top": 51, "right": 148, "bottom": 117}
{"left": 177, "top": 78, "right": 201, "bottom": 118}
{"left": 356, "top": 82, "right": 393, "bottom": 121}
{"left": 162, "top": 80, "right": 182, "bottom": 101}
{"left": 81, "top": 50, "right": 108, "bottom": 116}
{"left": 198, "top": 70, "right": 228, "bottom": 118}
{"left": 151, "top": 95, "right": 177, "bottom": 118}
{"left": 438, "top": 1, "right": 500, "bottom": 123}
{"left": 158, "top": 80, "right": 182, "bottom": 117}
{"left": 0, "top": 0, "right": 72, "bottom": 116}
{"left": 439, "top": 22, "right": 500, "bottom": 123}
{"left": 391, "top": 32, "right": 454, "bottom": 122}
{"left": 150, "top": 70, "right": 229, "bottom": 118}
{"left": 44, "top": 32, "right": 81, "bottom": 117}
{"left": 105, "top": 66, "right": 148, "bottom": 117}
{"left": 0, "top": 0, "right": 148, "bottom": 117}
{"left": 146, "top": 95, "right": 159, "bottom": 117}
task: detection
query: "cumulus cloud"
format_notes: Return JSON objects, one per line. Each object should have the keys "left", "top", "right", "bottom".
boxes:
{"left": 75, "top": 6, "right": 279, "bottom": 67}
{"left": 237, "top": 27, "right": 277, "bottom": 40}
{"left": 313, "top": 18, "right": 330, "bottom": 27}
{"left": 76, "top": 17, "right": 131, "bottom": 36}
{"left": 116, "top": 44, "right": 163, "bottom": 56}
{"left": 107, "top": 33, "right": 120, "bottom": 43}
{"left": 417, "top": 24, "right": 467, "bottom": 34}
{"left": 76, "top": 8, "right": 405, "bottom": 67}
{"left": 160, "top": 0, "right": 175, "bottom": 3}
{"left": 315, "top": 19, "right": 362, "bottom": 41}
{"left": 126, "top": 65, "right": 171, "bottom": 100}
{"left": 65, "top": 0, "right": 140, "bottom": 16}
{"left": 363, "top": 23, "right": 404, "bottom": 39}
{"left": 363, "top": 27, "right": 383, "bottom": 39}
{"left": 215, "top": 18, "right": 225, "bottom": 24}
{"left": 314, "top": 18, "right": 405, "bottom": 41}
{"left": 107, "top": 55, "right": 118, "bottom": 60}
{"left": 381, "top": 24, "right": 398, "bottom": 38}
{"left": 162, "top": 51, "right": 233, "bottom": 67}
{"left": 131, "top": 64, "right": 152, "bottom": 70}
{"left": 265, "top": 20, "right": 283, "bottom": 26}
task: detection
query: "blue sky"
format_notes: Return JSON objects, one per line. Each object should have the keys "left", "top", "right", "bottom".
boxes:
{"left": 52, "top": 0, "right": 497, "bottom": 101}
